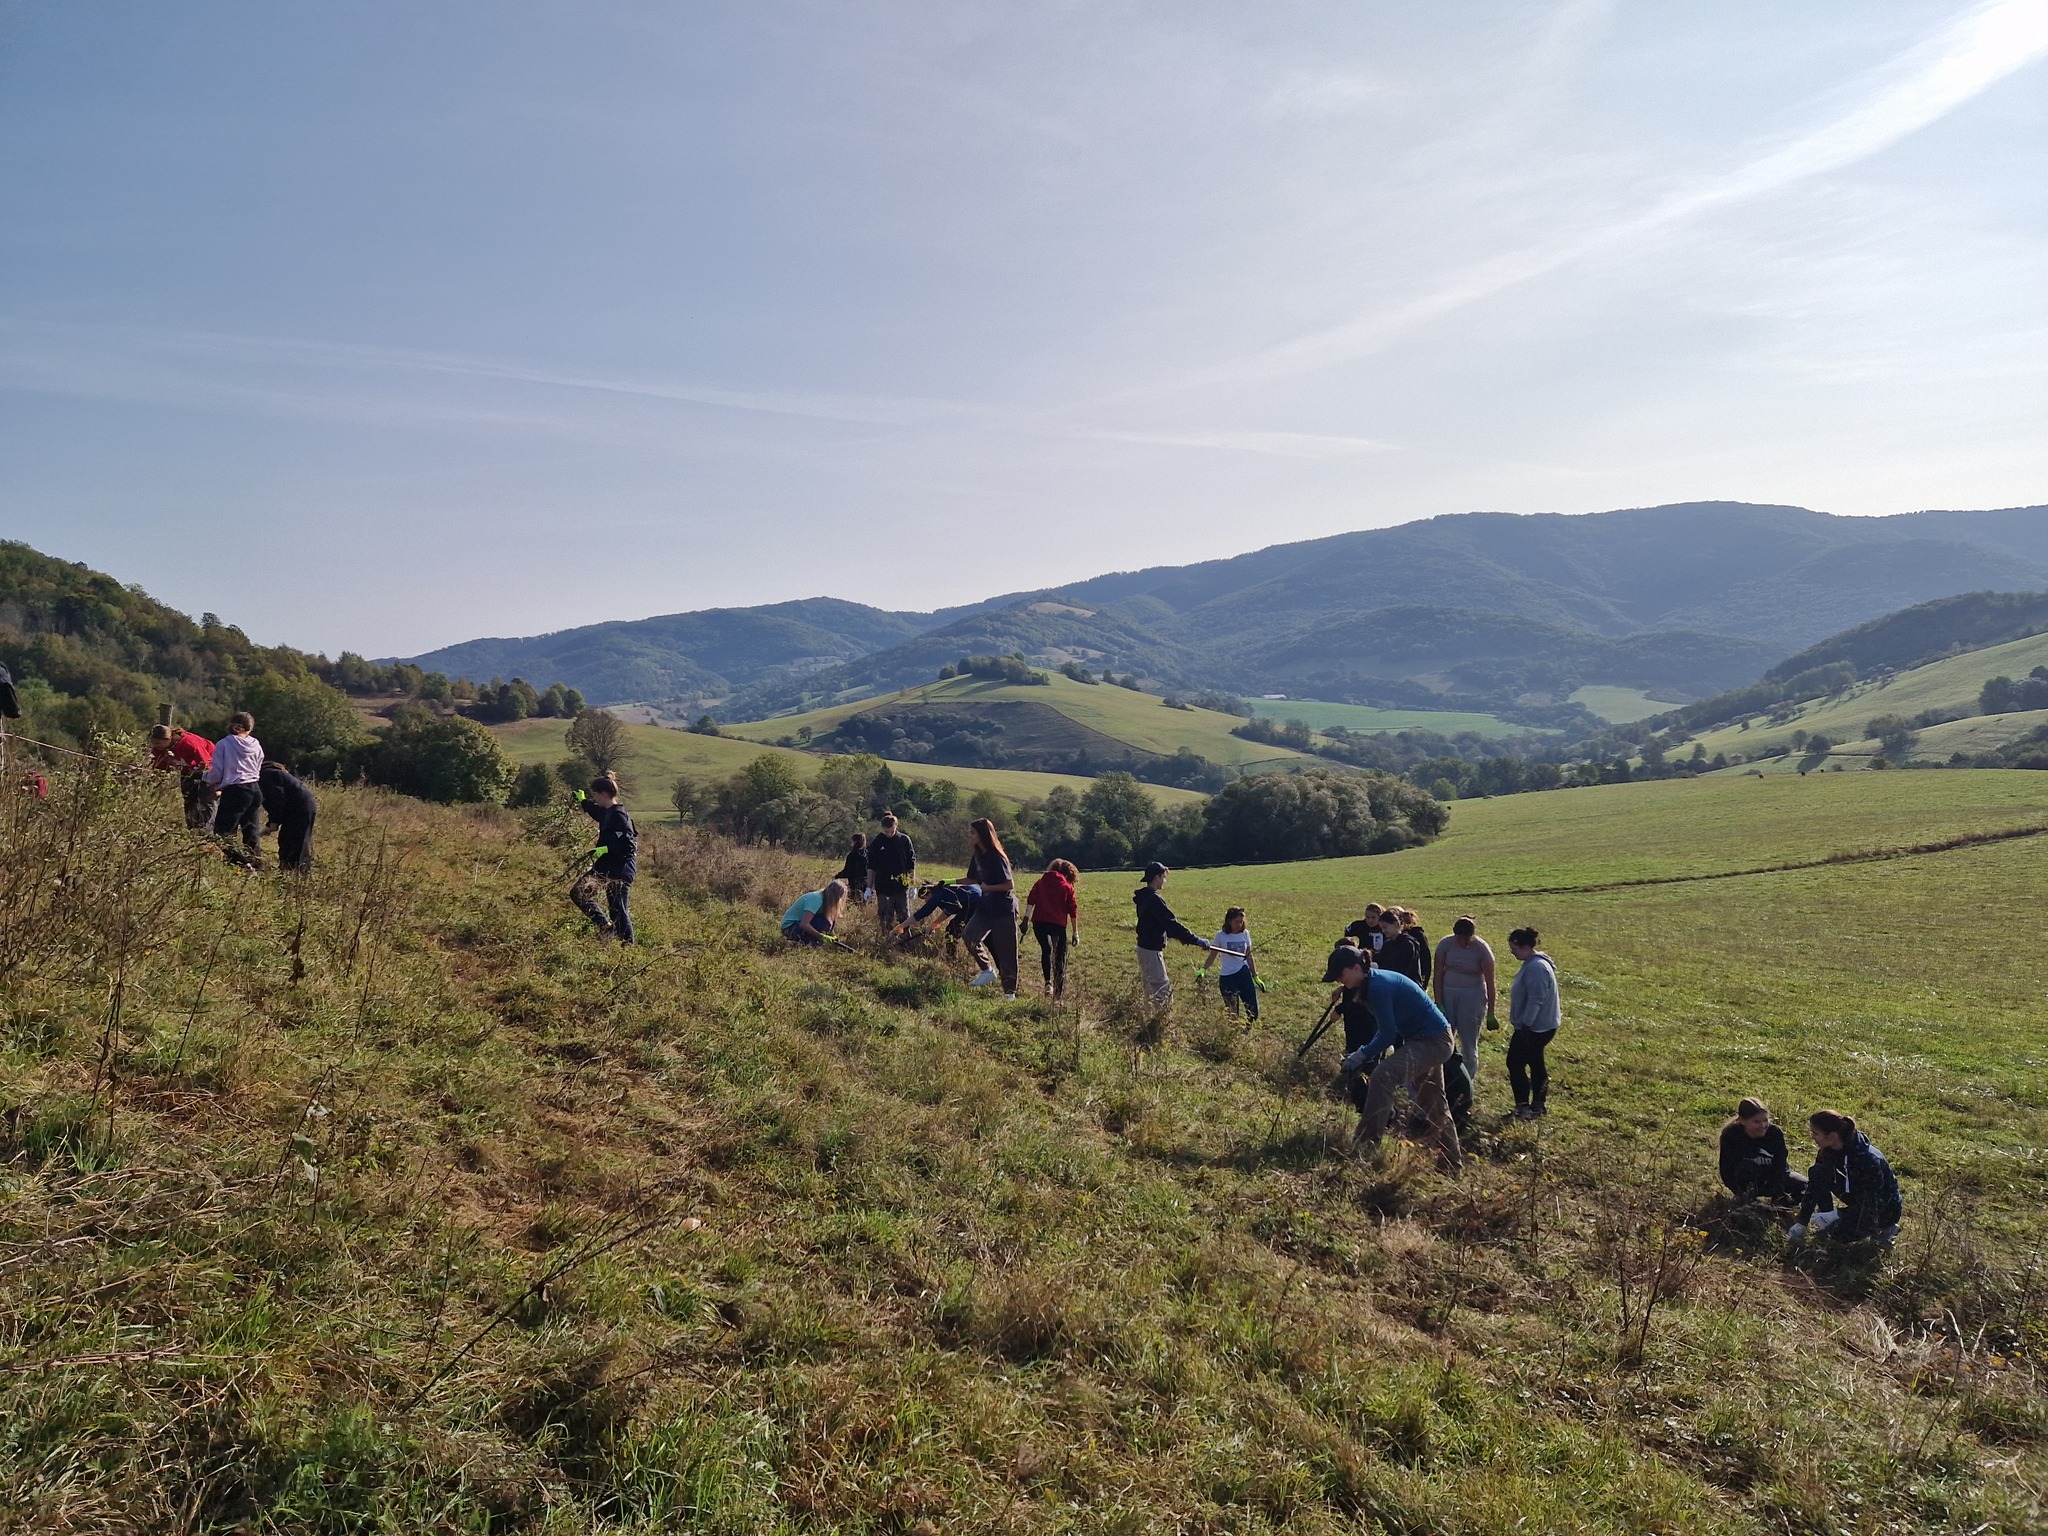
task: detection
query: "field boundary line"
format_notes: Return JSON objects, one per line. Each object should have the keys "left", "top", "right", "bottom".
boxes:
{"left": 1429, "top": 821, "right": 2048, "bottom": 899}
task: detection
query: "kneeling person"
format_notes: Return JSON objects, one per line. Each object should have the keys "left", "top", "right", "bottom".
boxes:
{"left": 1790, "top": 1110, "right": 1901, "bottom": 1246}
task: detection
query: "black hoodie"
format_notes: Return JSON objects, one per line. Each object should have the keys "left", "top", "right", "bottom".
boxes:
{"left": 1133, "top": 885, "right": 1202, "bottom": 951}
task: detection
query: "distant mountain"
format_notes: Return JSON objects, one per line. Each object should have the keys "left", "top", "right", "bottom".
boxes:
{"left": 401, "top": 500, "right": 2048, "bottom": 715}
{"left": 1766, "top": 588, "right": 2048, "bottom": 682}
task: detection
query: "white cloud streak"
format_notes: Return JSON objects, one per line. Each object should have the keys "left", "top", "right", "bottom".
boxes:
{"left": 1092, "top": 429, "right": 1394, "bottom": 459}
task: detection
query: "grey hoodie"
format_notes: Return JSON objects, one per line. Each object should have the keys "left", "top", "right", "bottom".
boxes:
{"left": 1509, "top": 951, "right": 1560, "bottom": 1034}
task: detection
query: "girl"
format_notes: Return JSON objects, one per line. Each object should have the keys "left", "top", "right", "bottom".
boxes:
{"left": 1718, "top": 1097, "right": 1805, "bottom": 1202}
{"left": 1133, "top": 862, "right": 1216, "bottom": 1006}
{"left": 781, "top": 879, "right": 849, "bottom": 945}
{"left": 1433, "top": 917, "right": 1497, "bottom": 1076}
{"left": 1210, "top": 907, "right": 1258, "bottom": 1021}
{"left": 1024, "top": 858, "right": 1080, "bottom": 999}
{"left": 961, "top": 818, "right": 1020, "bottom": 999}
{"left": 1505, "top": 927, "right": 1559, "bottom": 1118}
{"left": 833, "top": 833, "right": 871, "bottom": 906}
{"left": 1791, "top": 1111, "right": 1902, "bottom": 1245}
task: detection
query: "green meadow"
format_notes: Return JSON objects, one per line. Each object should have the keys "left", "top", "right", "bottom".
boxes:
{"left": 4, "top": 763, "right": 2043, "bottom": 1533}
{"left": 1246, "top": 698, "right": 1528, "bottom": 739}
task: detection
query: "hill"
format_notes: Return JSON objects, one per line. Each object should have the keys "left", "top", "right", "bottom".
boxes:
{"left": 6, "top": 762, "right": 2043, "bottom": 1531}
{"left": 401, "top": 501, "right": 2048, "bottom": 718}
{"left": 1766, "top": 587, "right": 2048, "bottom": 682}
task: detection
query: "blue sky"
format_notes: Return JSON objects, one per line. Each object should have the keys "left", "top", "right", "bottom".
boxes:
{"left": 2, "top": 1, "right": 2044, "bottom": 657}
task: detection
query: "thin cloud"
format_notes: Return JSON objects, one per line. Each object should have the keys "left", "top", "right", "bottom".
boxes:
{"left": 1198, "top": 0, "right": 2048, "bottom": 387}
{"left": 1095, "top": 429, "right": 1394, "bottom": 458}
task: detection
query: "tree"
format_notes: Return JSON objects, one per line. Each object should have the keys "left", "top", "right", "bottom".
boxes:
{"left": 354, "top": 706, "right": 515, "bottom": 804}
{"left": 507, "top": 762, "right": 558, "bottom": 808}
{"left": 1197, "top": 766, "right": 1442, "bottom": 864}
{"left": 564, "top": 708, "right": 627, "bottom": 774}
{"left": 237, "top": 671, "right": 365, "bottom": 776}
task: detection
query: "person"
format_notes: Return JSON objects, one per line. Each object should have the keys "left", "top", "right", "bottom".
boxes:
{"left": 148, "top": 724, "right": 218, "bottom": 830}
{"left": 961, "top": 818, "right": 1020, "bottom": 999}
{"left": 1210, "top": 907, "right": 1258, "bottom": 1021}
{"left": 257, "top": 759, "right": 318, "bottom": 873}
{"left": 1402, "top": 908, "right": 1432, "bottom": 988}
{"left": 1024, "top": 858, "right": 1080, "bottom": 999}
{"left": 570, "top": 773, "right": 637, "bottom": 943}
{"left": 204, "top": 712, "right": 266, "bottom": 868}
{"left": 1433, "top": 917, "right": 1497, "bottom": 1075}
{"left": 1133, "top": 862, "right": 1216, "bottom": 1006}
{"left": 1505, "top": 926, "right": 1560, "bottom": 1118}
{"left": 909, "top": 879, "right": 981, "bottom": 945}
{"left": 1324, "top": 945, "right": 1461, "bottom": 1169}
{"left": 1342, "top": 902, "right": 1386, "bottom": 952}
{"left": 869, "top": 813, "right": 917, "bottom": 931}
{"left": 782, "top": 879, "right": 849, "bottom": 945}
{"left": 1790, "top": 1111, "right": 1902, "bottom": 1246}
{"left": 1718, "top": 1098, "right": 1807, "bottom": 1203}
{"left": 834, "top": 834, "right": 871, "bottom": 907}
{"left": 1373, "top": 908, "right": 1425, "bottom": 983}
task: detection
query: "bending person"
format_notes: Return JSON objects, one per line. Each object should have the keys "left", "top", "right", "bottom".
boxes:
{"left": 1790, "top": 1111, "right": 1902, "bottom": 1246}
{"left": 1718, "top": 1097, "right": 1806, "bottom": 1203}
{"left": 1505, "top": 926, "right": 1559, "bottom": 1118}
{"left": 1326, "top": 945, "right": 1462, "bottom": 1169}
{"left": 258, "top": 759, "right": 319, "bottom": 873}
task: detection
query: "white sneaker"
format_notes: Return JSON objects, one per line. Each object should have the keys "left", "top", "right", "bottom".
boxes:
{"left": 1003, "top": 993, "right": 1018, "bottom": 1002}
{"left": 969, "top": 968, "right": 999, "bottom": 987}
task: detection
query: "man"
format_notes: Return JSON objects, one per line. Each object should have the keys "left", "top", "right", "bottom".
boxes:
{"left": 1324, "top": 945, "right": 1462, "bottom": 1169}
{"left": 258, "top": 759, "right": 319, "bottom": 873}
{"left": 1342, "top": 902, "right": 1386, "bottom": 952}
{"left": 571, "top": 772, "right": 638, "bottom": 943}
{"left": 204, "top": 713, "right": 265, "bottom": 867}
{"left": 868, "top": 812, "right": 917, "bottom": 931}
{"left": 148, "top": 724, "right": 217, "bottom": 830}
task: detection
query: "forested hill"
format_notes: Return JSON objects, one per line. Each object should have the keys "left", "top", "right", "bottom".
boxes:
{"left": 1766, "top": 588, "right": 2048, "bottom": 682}
{"left": 403, "top": 501, "right": 2048, "bottom": 716}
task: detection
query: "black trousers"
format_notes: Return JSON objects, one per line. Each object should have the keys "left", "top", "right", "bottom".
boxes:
{"left": 1727, "top": 1167, "right": 1809, "bottom": 1203}
{"left": 1506, "top": 1027, "right": 1553, "bottom": 1108}
{"left": 214, "top": 783, "right": 263, "bottom": 863}
{"left": 276, "top": 815, "right": 315, "bottom": 872}
{"left": 1032, "top": 920, "right": 1068, "bottom": 995}
{"left": 181, "top": 775, "right": 218, "bottom": 831}
{"left": 963, "top": 898, "right": 1018, "bottom": 992}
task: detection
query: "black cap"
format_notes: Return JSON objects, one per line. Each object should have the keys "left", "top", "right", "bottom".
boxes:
{"left": 1141, "top": 861, "right": 1169, "bottom": 881}
{"left": 1322, "top": 944, "right": 1371, "bottom": 983}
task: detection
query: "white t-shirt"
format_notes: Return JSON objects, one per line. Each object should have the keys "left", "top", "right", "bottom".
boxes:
{"left": 1210, "top": 929, "right": 1252, "bottom": 975}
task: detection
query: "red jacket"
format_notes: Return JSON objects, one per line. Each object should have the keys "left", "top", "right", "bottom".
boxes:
{"left": 151, "top": 733, "right": 215, "bottom": 773}
{"left": 1025, "top": 870, "right": 1078, "bottom": 926}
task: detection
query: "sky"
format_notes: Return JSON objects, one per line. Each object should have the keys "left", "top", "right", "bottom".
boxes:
{"left": 1, "top": 1, "right": 2044, "bottom": 658}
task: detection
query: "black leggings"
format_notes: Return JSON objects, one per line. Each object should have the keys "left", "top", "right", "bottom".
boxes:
{"left": 1506, "top": 1027, "right": 1552, "bottom": 1109}
{"left": 1032, "top": 921, "right": 1068, "bottom": 996}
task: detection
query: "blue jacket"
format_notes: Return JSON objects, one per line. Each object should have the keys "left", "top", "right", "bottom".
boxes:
{"left": 1801, "top": 1133, "right": 1902, "bottom": 1236}
{"left": 1350, "top": 969, "right": 1453, "bottom": 1063}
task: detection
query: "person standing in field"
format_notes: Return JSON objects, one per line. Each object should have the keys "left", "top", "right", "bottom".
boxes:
{"left": 1373, "top": 908, "right": 1425, "bottom": 983}
{"left": 1718, "top": 1098, "right": 1806, "bottom": 1203}
{"left": 1326, "top": 945, "right": 1462, "bottom": 1169}
{"left": 1343, "top": 901, "right": 1386, "bottom": 952}
{"left": 1024, "top": 857, "right": 1080, "bottom": 999}
{"left": 204, "top": 712, "right": 266, "bottom": 868}
{"left": 148, "top": 724, "right": 218, "bottom": 830}
{"left": 1505, "top": 926, "right": 1559, "bottom": 1118}
{"left": 257, "top": 759, "right": 319, "bottom": 873}
{"left": 1133, "top": 862, "right": 1216, "bottom": 1007}
{"left": 1433, "top": 916, "right": 1497, "bottom": 1074}
{"left": 869, "top": 813, "right": 917, "bottom": 931}
{"left": 961, "top": 817, "right": 1020, "bottom": 999}
{"left": 834, "top": 833, "right": 871, "bottom": 907}
{"left": 1210, "top": 906, "right": 1258, "bottom": 1021}
{"left": 1401, "top": 908, "right": 1432, "bottom": 988}
{"left": 571, "top": 773, "right": 637, "bottom": 944}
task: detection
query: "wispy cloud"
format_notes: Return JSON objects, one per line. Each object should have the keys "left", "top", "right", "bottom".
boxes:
{"left": 1093, "top": 429, "right": 1394, "bottom": 459}
{"left": 1195, "top": 0, "right": 2048, "bottom": 387}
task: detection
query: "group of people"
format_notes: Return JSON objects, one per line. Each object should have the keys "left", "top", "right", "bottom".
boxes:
{"left": 144, "top": 715, "right": 319, "bottom": 872}
{"left": 1720, "top": 1098, "right": 1903, "bottom": 1247}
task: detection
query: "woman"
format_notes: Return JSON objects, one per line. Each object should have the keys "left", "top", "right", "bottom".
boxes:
{"left": 961, "top": 818, "right": 1020, "bottom": 999}
{"left": 781, "top": 879, "right": 849, "bottom": 945}
{"left": 1505, "top": 927, "right": 1559, "bottom": 1118}
{"left": 833, "top": 834, "right": 871, "bottom": 906}
{"left": 1133, "top": 862, "right": 1216, "bottom": 1007}
{"left": 1718, "top": 1097, "right": 1805, "bottom": 1202}
{"left": 1402, "top": 908, "right": 1432, "bottom": 988}
{"left": 1433, "top": 917, "right": 1497, "bottom": 1075}
{"left": 1374, "top": 909, "right": 1424, "bottom": 983}
{"left": 1210, "top": 907, "right": 1258, "bottom": 1021}
{"left": 1790, "top": 1111, "right": 1902, "bottom": 1245}
{"left": 1024, "top": 858, "right": 1080, "bottom": 999}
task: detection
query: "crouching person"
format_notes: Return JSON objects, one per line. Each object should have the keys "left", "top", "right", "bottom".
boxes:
{"left": 1718, "top": 1097, "right": 1807, "bottom": 1204}
{"left": 782, "top": 880, "right": 849, "bottom": 945}
{"left": 1325, "top": 945, "right": 1462, "bottom": 1170}
{"left": 570, "top": 774, "right": 637, "bottom": 943}
{"left": 1789, "top": 1110, "right": 1901, "bottom": 1247}
{"left": 258, "top": 759, "right": 318, "bottom": 873}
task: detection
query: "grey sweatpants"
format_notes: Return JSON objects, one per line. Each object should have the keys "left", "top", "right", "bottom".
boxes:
{"left": 1441, "top": 987, "right": 1487, "bottom": 1075}
{"left": 1136, "top": 946, "right": 1171, "bottom": 1005}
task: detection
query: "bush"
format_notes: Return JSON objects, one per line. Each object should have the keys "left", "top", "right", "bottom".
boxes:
{"left": 1197, "top": 767, "right": 1444, "bottom": 864}
{"left": 352, "top": 706, "right": 516, "bottom": 804}
{"left": 236, "top": 670, "right": 366, "bottom": 777}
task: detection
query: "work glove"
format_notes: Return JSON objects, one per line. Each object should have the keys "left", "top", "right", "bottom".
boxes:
{"left": 574, "top": 789, "right": 587, "bottom": 802}
{"left": 1340, "top": 1046, "right": 1373, "bottom": 1075}
{"left": 1786, "top": 1223, "right": 1809, "bottom": 1243}
{"left": 1485, "top": 1008, "right": 1501, "bottom": 1032}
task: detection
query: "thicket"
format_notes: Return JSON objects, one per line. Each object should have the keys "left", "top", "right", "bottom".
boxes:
{"left": 1979, "top": 667, "right": 2048, "bottom": 715}
{"left": 819, "top": 708, "right": 1229, "bottom": 792}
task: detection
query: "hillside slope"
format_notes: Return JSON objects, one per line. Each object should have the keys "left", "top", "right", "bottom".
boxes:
{"left": 1767, "top": 587, "right": 2048, "bottom": 681}
{"left": 3, "top": 766, "right": 2042, "bottom": 1532}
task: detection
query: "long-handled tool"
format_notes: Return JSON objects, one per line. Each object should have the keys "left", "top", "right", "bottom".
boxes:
{"left": 1294, "top": 994, "right": 1341, "bottom": 1059}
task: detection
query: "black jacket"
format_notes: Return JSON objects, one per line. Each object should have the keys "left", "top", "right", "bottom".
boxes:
{"left": 1719, "top": 1122, "right": 1790, "bottom": 1196}
{"left": 835, "top": 849, "right": 870, "bottom": 887}
{"left": 1376, "top": 931, "right": 1425, "bottom": 984}
{"left": 1800, "top": 1133, "right": 1903, "bottom": 1236}
{"left": 581, "top": 799, "right": 638, "bottom": 881}
{"left": 869, "top": 831, "right": 917, "bottom": 887}
{"left": 257, "top": 763, "right": 318, "bottom": 825}
{"left": 1411, "top": 927, "right": 1432, "bottom": 986}
{"left": 0, "top": 663, "right": 19, "bottom": 720}
{"left": 1133, "top": 886, "right": 1202, "bottom": 951}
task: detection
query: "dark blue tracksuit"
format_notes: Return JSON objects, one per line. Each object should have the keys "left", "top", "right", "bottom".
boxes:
{"left": 573, "top": 799, "right": 638, "bottom": 942}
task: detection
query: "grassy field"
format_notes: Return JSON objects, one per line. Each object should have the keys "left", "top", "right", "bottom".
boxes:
{"left": 4, "top": 764, "right": 2044, "bottom": 1532}
{"left": 493, "top": 717, "right": 1205, "bottom": 818}
{"left": 1689, "top": 629, "right": 2048, "bottom": 761}
{"left": 1568, "top": 685, "right": 1675, "bottom": 724}
{"left": 727, "top": 674, "right": 1318, "bottom": 768}
{"left": 1246, "top": 698, "right": 1527, "bottom": 739}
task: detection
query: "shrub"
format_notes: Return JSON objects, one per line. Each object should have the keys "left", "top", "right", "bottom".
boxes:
{"left": 235, "top": 670, "right": 366, "bottom": 777}
{"left": 352, "top": 706, "right": 516, "bottom": 803}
